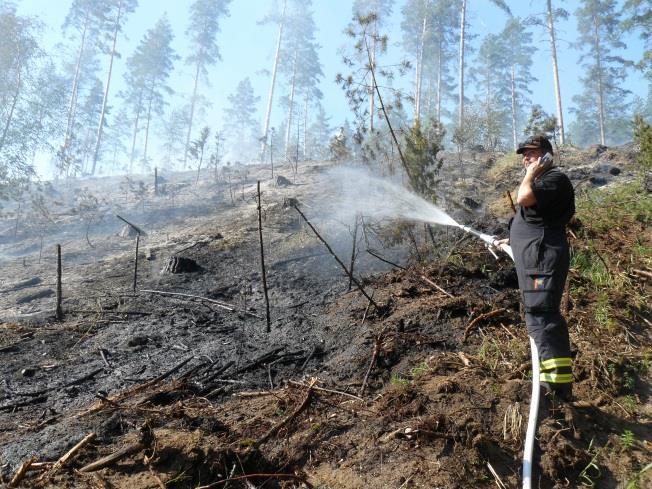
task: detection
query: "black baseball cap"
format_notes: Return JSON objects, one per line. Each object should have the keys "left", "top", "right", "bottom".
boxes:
{"left": 516, "top": 134, "right": 553, "bottom": 155}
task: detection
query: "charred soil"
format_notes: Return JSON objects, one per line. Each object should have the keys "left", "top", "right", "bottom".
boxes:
{"left": 0, "top": 151, "right": 650, "bottom": 488}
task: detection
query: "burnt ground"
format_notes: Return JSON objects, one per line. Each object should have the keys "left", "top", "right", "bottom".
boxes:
{"left": 0, "top": 150, "right": 650, "bottom": 488}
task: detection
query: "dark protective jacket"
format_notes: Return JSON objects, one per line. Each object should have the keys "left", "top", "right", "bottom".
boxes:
{"left": 510, "top": 167, "right": 575, "bottom": 390}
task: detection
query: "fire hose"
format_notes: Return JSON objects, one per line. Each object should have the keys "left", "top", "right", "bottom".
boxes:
{"left": 457, "top": 224, "right": 539, "bottom": 489}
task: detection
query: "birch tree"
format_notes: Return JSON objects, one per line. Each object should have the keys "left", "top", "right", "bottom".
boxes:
{"left": 183, "top": 0, "right": 231, "bottom": 167}
{"left": 90, "top": 0, "right": 137, "bottom": 175}
{"left": 571, "top": 0, "right": 630, "bottom": 146}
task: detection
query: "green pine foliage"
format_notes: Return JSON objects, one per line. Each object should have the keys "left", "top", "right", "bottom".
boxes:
{"left": 633, "top": 115, "right": 652, "bottom": 181}
{"left": 403, "top": 119, "right": 444, "bottom": 201}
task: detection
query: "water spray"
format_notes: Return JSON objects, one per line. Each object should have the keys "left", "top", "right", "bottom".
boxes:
{"left": 327, "top": 166, "right": 539, "bottom": 485}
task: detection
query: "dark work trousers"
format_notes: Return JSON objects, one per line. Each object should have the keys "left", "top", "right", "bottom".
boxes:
{"left": 510, "top": 212, "right": 572, "bottom": 400}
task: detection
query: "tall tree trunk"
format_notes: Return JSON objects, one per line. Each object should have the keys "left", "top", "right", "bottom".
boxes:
{"left": 510, "top": 64, "right": 517, "bottom": 151}
{"left": 260, "top": 0, "right": 287, "bottom": 162}
{"left": 184, "top": 61, "right": 202, "bottom": 168}
{"left": 91, "top": 0, "right": 123, "bottom": 176}
{"left": 592, "top": 12, "right": 606, "bottom": 146}
{"left": 284, "top": 49, "right": 298, "bottom": 160}
{"left": 0, "top": 69, "right": 21, "bottom": 151}
{"left": 458, "top": 0, "right": 466, "bottom": 129}
{"left": 369, "top": 19, "right": 377, "bottom": 134}
{"left": 129, "top": 92, "right": 143, "bottom": 173}
{"left": 546, "top": 0, "right": 565, "bottom": 145}
{"left": 436, "top": 37, "right": 442, "bottom": 124}
{"left": 63, "top": 9, "right": 91, "bottom": 159}
{"left": 303, "top": 93, "right": 308, "bottom": 159}
{"left": 415, "top": 13, "right": 428, "bottom": 122}
{"left": 142, "top": 84, "right": 155, "bottom": 169}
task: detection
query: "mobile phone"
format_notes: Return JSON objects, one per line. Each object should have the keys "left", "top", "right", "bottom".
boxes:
{"left": 540, "top": 152, "right": 553, "bottom": 165}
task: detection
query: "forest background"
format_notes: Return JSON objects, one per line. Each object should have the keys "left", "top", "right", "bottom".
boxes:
{"left": 2, "top": 0, "right": 652, "bottom": 187}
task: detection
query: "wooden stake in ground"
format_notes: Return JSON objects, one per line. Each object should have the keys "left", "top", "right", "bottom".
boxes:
{"left": 133, "top": 234, "right": 140, "bottom": 292}
{"left": 56, "top": 244, "right": 63, "bottom": 320}
{"left": 294, "top": 205, "right": 378, "bottom": 309}
{"left": 348, "top": 215, "right": 359, "bottom": 291}
{"left": 257, "top": 181, "right": 271, "bottom": 332}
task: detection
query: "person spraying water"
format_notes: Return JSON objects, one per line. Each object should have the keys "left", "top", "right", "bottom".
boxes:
{"left": 325, "top": 147, "right": 572, "bottom": 488}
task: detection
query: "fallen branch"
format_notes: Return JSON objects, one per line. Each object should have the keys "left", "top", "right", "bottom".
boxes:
{"left": 139, "top": 289, "right": 262, "bottom": 319}
{"left": 79, "top": 442, "right": 143, "bottom": 473}
{"left": 9, "top": 458, "right": 34, "bottom": 487}
{"left": 419, "top": 275, "right": 455, "bottom": 298}
{"left": 255, "top": 379, "right": 316, "bottom": 447}
{"left": 631, "top": 268, "right": 652, "bottom": 280}
{"left": 463, "top": 308, "right": 507, "bottom": 342}
{"left": 40, "top": 433, "right": 96, "bottom": 480}
{"left": 359, "top": 329, "right": 386, "bottom": 397}
{"left": 196, "top": 472, "right": 313, "bottom": 489}
{"left": 294, "top": 205, "right": 378, "bottom": 309}
{"left": 288, "top": 380, "right": 363, "bottom": 402}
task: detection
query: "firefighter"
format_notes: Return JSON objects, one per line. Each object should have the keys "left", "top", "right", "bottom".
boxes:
{"left": 496, "top": 134, "right": 575, "bottom": 403}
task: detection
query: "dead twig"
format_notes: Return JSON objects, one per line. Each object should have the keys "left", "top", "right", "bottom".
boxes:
{"left": 288, "top": 380, "right": 363, "bottom": 402}
{"left": 79, "top": 442, "right": 143, "bottom": 473}
{"left": 294, "top": 205, "right": 378, "bottom": 309}
{"left": 39, "top": 433, "right": 96, "bottom": 480}
{"left": 366, "top": 248, "right": 406, "bottom": 270}
{"left": 139, "top": 289, "right": 262, "bottom": 319}
{"left": 463, "top": 308, "right": 507, "bottom": 342}
{"left": 419, "top": 275, "right": 455, "bottom": 298}
{"left": 9, "top": 458, "right": 34, "bottom": 487}
{"left": 196, "top": 472, "right": 313, "bottom": 489}
{"left": 359, "top": 328, "right": 387, "bottom": 397}
{"left": 257, "top": 181, "right": 271, "bottom": 332}
{"left": 255, "top": 379, "right": 316, "bottom": 447}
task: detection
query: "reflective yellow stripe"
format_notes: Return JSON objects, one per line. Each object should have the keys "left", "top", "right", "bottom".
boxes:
{"left": 540, "top": 358, "right": 572, "bottom": 370}
{"left": 540, "top": 372, "right": 573, "bottom": 384}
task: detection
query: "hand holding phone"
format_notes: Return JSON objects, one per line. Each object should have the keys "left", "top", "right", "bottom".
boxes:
{"left": 526, "top": 152, "right": 553, "bottom": 178}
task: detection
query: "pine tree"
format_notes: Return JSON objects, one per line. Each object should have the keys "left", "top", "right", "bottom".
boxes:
{"left": 90, "top": 0, "right": 138, "bottom": 175}
{"left": 571, "top": 0, "right": 631, "bottom": 146}
{"left": 122, "top": 16, "right": 178, "bottom": 172}
{"left": 0, "top": 4, "right": 44, "bottom": 196}
{"left": 59, "top": 0, "right": 109, "bottom": 172}
{"left": 469, "top": 33, "right": 510, "bottom": 151}
{"left": 259, "top": 0, "right": 288, "bottom": 162}
{"left": 306, "top": 103, "right": 331, "bottom": 160}
{"left": 183, "top": 0, "right": 231, "bottom": 167}
{"left": 501, "top": 18, "right": 536, "bottom": 150}
{"left": 456, "top": 0, "right": 510, "bottom": 133}
{"left": 622, "top": 0, "right": 652, "bottom": 119}
{"left": 278, "top": 0, "right": 323, "bottom": 161}
{"left": 223, "top": 77, "right": 261, "bottom": 162}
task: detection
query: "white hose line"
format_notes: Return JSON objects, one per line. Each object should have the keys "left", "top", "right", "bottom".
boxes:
{"left": 522, "top": 336, "right": 541, "bottom": 489}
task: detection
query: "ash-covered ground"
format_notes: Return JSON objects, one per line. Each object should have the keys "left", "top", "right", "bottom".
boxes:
{"left": 0, "top": 150, "right": 649, "bottom": 488}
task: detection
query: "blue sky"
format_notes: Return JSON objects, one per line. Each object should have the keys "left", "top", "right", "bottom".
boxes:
{"left": 15, "top": 0, "right": 650, "bottom": 174}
